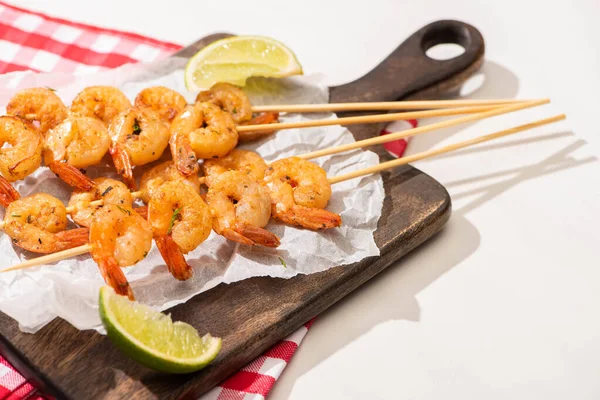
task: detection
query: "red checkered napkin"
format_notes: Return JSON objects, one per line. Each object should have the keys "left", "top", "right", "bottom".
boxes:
{"left": 0, "top": 2, "right": 414, "bottom": 399}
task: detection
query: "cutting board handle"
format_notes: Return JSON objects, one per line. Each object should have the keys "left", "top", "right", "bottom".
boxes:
{"left": 329, "top": 20, "right": 485, "bottom": 103}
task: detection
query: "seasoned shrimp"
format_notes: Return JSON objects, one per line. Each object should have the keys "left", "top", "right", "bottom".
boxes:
{"left": 70, "top": 86, "right": 132, "bottom": 125}
{"left": 43, "top": 116, "right": 110, "bottom": 191}
{"left": 196, "top": 82, "right": 252, "bottom": 124}
{"left": 139, "top": 160, "right": 200, "bottom": 204}
{"left": 109, "top": 107, "right": 170, "bottom": 189}
{"left": 196, "top": 82, "right": 279, "bottom": 141}
{"left": 134, "top": 86, "right": 187, "bottom": 123}
{"left": 264, "top": 157, "right": 341, "bottom": 230}
{"left": 203, "top": 149, "right": 268, "bottom": 187}
{"left": 90, "top": 204, "right": 153, "bottom": 300}
{"left": 0, "top": 116, "right": 43, "bottom": 182}
{"left": 3, "top": 193, "right": 89, "bottom": 253}
{"left": 6, "top": 87, "right": 68, "bottom": 135}
{"left": 68, "top": 178, "right": 133, "bottom": 227}
{"left": 206, "top": 171, "right": 279, "bottom": 247}
{"left": 148, "top": 181, "right": 212, "bottom": 281}
{"left": 170, "top": 102, "right": 238, "bottom": 176}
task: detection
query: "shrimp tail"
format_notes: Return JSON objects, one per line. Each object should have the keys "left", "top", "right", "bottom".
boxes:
{"left": 221, "top": 228, "right": 255, "bottom": 246}
{"left": 171, "top": 135, "right": 199, "bottom": 177}
{"left": 54, "top": 227, "right": 90, "bottom": 251}
{"left": 133, "top": 205, "right": 148, "bottom": 220}
{"left": 234, "top": 223, "right": 280, "bottom": 248}
{"left": 110, "top": 146, "right": 136, "bottom": 190}
{"left": 0, "top": 176, "right": 20, "bottom": 207}
{"left": 48, "top": 161, "right": 96, "bottom": 191}
{"left": 238, "top": 112, "right": 280, "bottom": 142}
{"left": 275, "top": 205, "right": 342, "bottom": 231}
{"left": 155, "top": 235, "right": 193, "bottom": 281}
{"left": 97, "top": 256, "right": 135, "bottom": 300}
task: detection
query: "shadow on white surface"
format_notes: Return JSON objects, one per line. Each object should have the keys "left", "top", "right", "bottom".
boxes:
{"left": 269, "top": 214, "right": 480, "bottom": 399}
{"left": 407, "top": 61, "right": 520, "bottom": 155}
{"left": 443, "top": 135, "right": 597, "bottom": 215}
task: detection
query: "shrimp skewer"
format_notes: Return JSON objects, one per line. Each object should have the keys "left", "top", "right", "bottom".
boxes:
{"left": 6, "top": 88, "right": 68, "bottom": 136}
{"left": 70, "top": 86, "right": 132, "bottom": 126}
{"left": 135, "top": 86, "right": 187, "bottom": 124}
{"left": 196, "top": 82, "right": 279, "bottom": 141}
{"left": 170, "top": 102, "right": 238, "bottom": 176}
{"left": 206, "top": 171, "right": 280, "bottom": 247}
{"left": 90, "top": 204, "right": 153, "bottom": 300}
{"left": 109, "top": 107, "right": 170, "bottom": 189}
{"left": 3, "top": 193, "right": 89, "bottom": 254}
{"left": 203, "top": 149, "right": 267, "bottom": 187}
{"left": 139, "top": 160, "right": 201, "bottom": 203}
{"left": 43, "top": 116, "right": 110, "bottom": 191}
{"left": 147, "top": 181, "right": 212, "bottom": 281}
{"left": 264, "top": 157, "right": 341, "bottom": 231}
{"left": 68, "top": 178, "right": 133, "bottom": 227}
{"left": 0, "top": 116, "right": 43, "bottom": 207}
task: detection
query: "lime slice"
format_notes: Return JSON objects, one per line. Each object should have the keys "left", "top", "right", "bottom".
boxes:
{"left": 99, "top": 286, "right": 221, "bottom": 373}
{"left": 185, "top": 35, "right": 303, "bottom": 90}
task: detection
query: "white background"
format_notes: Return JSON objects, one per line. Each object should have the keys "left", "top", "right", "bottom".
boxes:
{"left": 7, "top": 1, "right": 600, "bottom": 399}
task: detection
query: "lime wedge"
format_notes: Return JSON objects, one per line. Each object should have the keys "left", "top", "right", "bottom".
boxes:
{"left": 99, "top": 286, "right": 221, "bottom": 373}
{"left": 184, "top": 35, "right": 303, "bottom": 90}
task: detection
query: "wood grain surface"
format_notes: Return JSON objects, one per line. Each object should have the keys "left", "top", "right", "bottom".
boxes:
{"left": 0, "top": 20, "right": 484, "bottom": 399}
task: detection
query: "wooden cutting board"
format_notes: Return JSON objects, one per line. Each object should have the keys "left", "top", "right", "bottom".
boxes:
{"left": 0, "top": 20, "right": 484, "bottom": 399}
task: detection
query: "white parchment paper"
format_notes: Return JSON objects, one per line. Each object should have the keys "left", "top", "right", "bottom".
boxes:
{"left": 0, "top": 58, "right": 384, "bottom": 333}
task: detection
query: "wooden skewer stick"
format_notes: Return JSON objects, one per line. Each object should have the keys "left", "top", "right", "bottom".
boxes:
{"left": 298, "top": 99, "right": 550, "bottom": 160}
{"left": 0, "top": 114, "right": 566, "bottom": 273}
{"left": 1, "top": 244, "right": 92, "bottom": 272}
{"left": 251, "top": 99, "right": 536, "bottom": 113}
{"left": 238, "top": 105, "right": 503, "bottom": 133}
{"left": 327, "top": 114, "right": 566, "bottom": 185}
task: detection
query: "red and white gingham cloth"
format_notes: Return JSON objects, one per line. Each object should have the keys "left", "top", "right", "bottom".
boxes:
{"left": 0, "top": 2, "right": 413, "bottom": 399}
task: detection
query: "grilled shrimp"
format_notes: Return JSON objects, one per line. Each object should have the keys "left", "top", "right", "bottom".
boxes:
{"left": 138, "top": 160, "right": 200, "bottom": 204}
{"left": 109, "top": 107, "right": 170, "bottom": 189}
{"left": 70, "top": 86, "right": 132, "bottom": 125}
{"left": 0, "top": 117, "right": 43, "bottom": 203}
{"left": 3, "top": 193, "right": 89, "bottom": 254}
{"left": 43, "top": 116, "right": 110, "bottom": 191}
{"left": 134, "top": 86, "right": 187, "bottom": 123}
{"left": 203, "top": 149, "right": 268, "bottom": 187}
{"left": 206, "top": 171, "right": 279, "bottom": 247}
{"left": 196, "top": 82, "right": 252, "bottom": 124}
{"left": 148, "top": 181, "right": 212, "bottom": 281}
{"left": 196, "top": 82, "right": 279, "bottom": 141}
{"left": 68, "top": 178, "right": 133, "bottom": 227}
{"left": 170, "top": 102, "right": 238, "bottom": 176}
{"left": 90, "top": 204, "right": 153, "bottom": 300}
{"left": 6, "top": 87, "right": 68, "bottom": 135}
{"left": 264, "top": 157, "right": 341, "bottom": 230}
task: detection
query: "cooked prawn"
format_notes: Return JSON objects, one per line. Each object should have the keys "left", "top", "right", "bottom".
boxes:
{"left": 203, "top": 149, "right": 268, "bottom": 187}
{"left": 139, "top": 160, "right": 200, "bottom": 204}
{"left": 134, "top": 86, "right": 187, "bottom": 123}
{"left": 109, "top": 107, "right": 170, "bottom": 189}
{"left": 43, "top": 115, "right": 110, "bottom": 191}
{"left": 3, "top": 193, "right": 89, "bottom": 253}
{"left": 70, "top": 86, "right": 132, "bottom": 125}
{"left": 90, "top": 204, "right": 153, "bottom": 300}
{"left": 264, "top": 157, "right": 341, "bottom": 230}
{"left": 148, "top": 181, "right": 212, "bottom": 281}
{"left": 206, "top": 171, "right": 279, "bottom": 247}
{"left": 6, "top": 87, "right": 68, "bottom": 135}
{"left": 196, "top": 82, "right": 252, "bottom": 124}
{"left": 0, "top": 116, "right": 43, "bottom": 182}
{"left": 237, "top": 111, "right": 280, "bottom": 142}
{"left": 170, "top": 102, "right": 238, "bottom": 176}
{"left": 68, "top": 178, "right": 133, "bottom": 227}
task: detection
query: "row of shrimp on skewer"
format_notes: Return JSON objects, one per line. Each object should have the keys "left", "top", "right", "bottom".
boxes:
{"left": 0, "top": 82, "right": 278, "bottom": 199}
{"left": 0, "top": 82, "right": 341, "bottom": 299}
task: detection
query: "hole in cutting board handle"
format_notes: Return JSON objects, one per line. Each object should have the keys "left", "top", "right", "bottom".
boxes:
{"left": 421, "top": 24, "right": 472, "bottom": 61}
